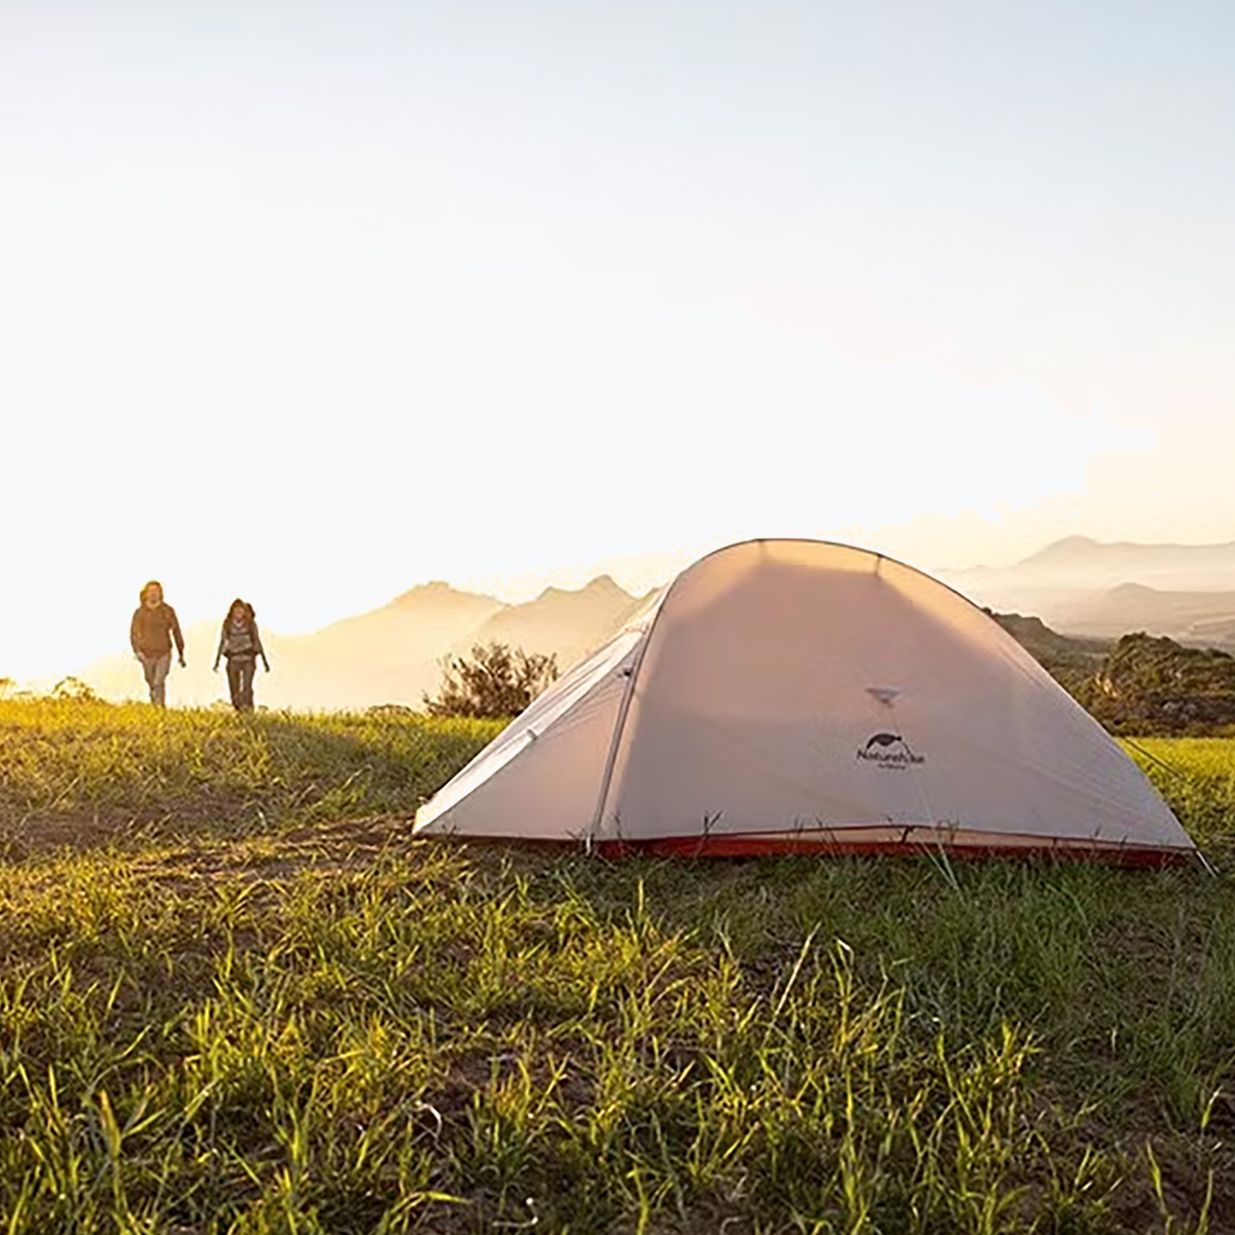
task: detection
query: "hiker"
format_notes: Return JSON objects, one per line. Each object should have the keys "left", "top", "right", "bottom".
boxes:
{"left": 213, "top": 599, "right": 270, "bottom": 712}
{"left": 130, "top": 580, "right": 186, "bottom": 707}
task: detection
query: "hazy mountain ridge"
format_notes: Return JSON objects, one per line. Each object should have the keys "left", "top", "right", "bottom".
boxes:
{"left": 1018, "top": 536, "right": 1235, "bottom": 581}
{"left": 1057, "top": 584, "right": 1235, "bottom": 641}
{"left": 947, "top": 536, "right": 1235, "bottom": 645}
{"left": 470, "top": 576, "right": 647, "bottom": 669}
{"left": 78, "top": 577, "right": 642, "bottom": 710}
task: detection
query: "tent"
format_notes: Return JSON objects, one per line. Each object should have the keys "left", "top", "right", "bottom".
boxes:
{"left": 415, "top": 540, "right": 1197, "bottom": 865}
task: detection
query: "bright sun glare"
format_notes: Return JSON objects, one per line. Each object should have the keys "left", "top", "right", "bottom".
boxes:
{"left": 2, "top": 2, "right": 1234, "bottom": 683}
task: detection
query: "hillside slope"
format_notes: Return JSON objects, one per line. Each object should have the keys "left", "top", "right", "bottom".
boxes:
{"left": 1077, "top": 633, "right": 1235, "bottom": 734}
{"left": 989, "top": 612, "right": 1235, "bottom": 733}
{"left": 987, "top": 610, "right": 1109, "bottom": 692}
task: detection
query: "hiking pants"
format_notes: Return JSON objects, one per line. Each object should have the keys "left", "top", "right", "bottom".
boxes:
{"left": 139, "top": 652, "right": 171, "bottom": 707}
{"left": 227, "top": 656, "right": 256, "bottom": 711}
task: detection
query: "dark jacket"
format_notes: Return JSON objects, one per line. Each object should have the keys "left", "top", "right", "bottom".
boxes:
{"left": 131, "top": 604, "right": 185, "bottom": 658}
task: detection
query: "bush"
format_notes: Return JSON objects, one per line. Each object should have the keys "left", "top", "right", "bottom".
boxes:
{"left": 423, "top": 641, "right": 558, "bottom": 719}
{"left": 50, "top": 676, "right": 100, "bottom": 702}
{"left": 1076, "top": 633, "right": 1235, "bottom": 734}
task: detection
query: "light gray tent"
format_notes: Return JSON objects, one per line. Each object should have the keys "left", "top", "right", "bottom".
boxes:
{"left": 416, "top": 540, "right": 1196, "bottom": 865}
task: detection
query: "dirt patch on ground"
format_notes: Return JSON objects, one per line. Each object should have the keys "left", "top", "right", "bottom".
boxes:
{"left": 0, "top": 810, "right": 156, "bottom": 859}
{"left": 0, "top": 814, "right": 428, "bottom": 895}
{"left": 0, "top": 803, "right": 252, "bottom": 861}
{"left": 1, "top": 808, "right": 569, "bottom": 879}
{"left": 116, "top": 821, "right": 566, "bottom": 896}
{"left": 134, "top": 814, "right": 427, "bottom": 885}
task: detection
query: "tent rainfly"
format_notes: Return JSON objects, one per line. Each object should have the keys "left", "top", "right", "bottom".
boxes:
{"left": 414, "top": 539, "right": 1198, "bottom": 865}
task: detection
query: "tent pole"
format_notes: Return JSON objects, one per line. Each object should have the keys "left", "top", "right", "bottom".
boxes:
{"left": 588, "top": 653, "right": 647, "bottom": 853}
{"left": 587, "top": 599, "right": 677, "bottom": 852}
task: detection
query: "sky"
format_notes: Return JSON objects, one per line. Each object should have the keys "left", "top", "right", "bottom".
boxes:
{"left": 2, "top": 0, "right": 1234, "bottom": 681}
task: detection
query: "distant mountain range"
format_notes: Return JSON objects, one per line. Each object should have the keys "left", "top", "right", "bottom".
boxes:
{"left": 76, "top": 534, "right": 1235, "bottom": 711}
{"left": 1055, "top": 583, "right": 1235, "bottom": 642}
{"left": 79, "top": 576, "right": 650, "bottom": 710}
{"left": 944, "top": 536, "right": 1235, "bottom": 647}
{"left": 959, "top": 535, "right": 1235, "bottom": 590}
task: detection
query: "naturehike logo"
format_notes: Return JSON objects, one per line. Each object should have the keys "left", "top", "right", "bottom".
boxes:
{"left": 856, "top": 733, "right": 925, "bottom": 770}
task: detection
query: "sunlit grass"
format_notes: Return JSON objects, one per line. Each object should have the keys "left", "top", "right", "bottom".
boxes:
{"left": 0, "top": 698, "right": 500, "bottom": 853}
{"left": 1129, "top": 737, "right": 1235, "bottom": 864}
{"left": 0, "top": 701, "right": 1233, "bottom": 1231}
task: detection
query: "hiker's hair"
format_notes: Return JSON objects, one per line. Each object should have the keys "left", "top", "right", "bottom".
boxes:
{"left": 140, "top": 580, "right": 163, "bottom": 603}
{"left": 227, "top": 598, "right": 255, "bottom": 624}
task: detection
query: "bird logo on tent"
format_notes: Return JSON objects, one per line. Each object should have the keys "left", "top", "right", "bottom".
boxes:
{"left": 857, "top": 732, "right": 925, "bottom": 768}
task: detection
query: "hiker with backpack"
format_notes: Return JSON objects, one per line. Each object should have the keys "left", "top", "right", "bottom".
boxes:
{"left": 213, "top": 599, "right": 271, "bottom": 712}
{"left": 130, "top": 580, "right": 186, "bottom": 707}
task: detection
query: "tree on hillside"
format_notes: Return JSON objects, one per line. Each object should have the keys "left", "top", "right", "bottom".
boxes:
{"left": 424, "top": 642, "right": 558, "bottom": 719}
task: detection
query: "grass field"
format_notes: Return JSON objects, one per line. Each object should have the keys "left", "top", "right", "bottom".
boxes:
{"left": 1, "top": 700, "right": 1235, "bottom": 1232}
